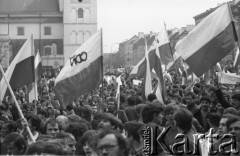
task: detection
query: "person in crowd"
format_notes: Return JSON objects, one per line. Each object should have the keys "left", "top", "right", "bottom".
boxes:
{"left": 147, "top": 93, "right": 157, "bottom": 102}
{"left": 47, "top": 104, "right": 56, "bottom": 119}
{"left": 141, "top": 103, "right": 164, "bottom": 126}
{"left": 1, "top": 121, "right": 18, "bottom": 138}
{"left": 37, "top": 109, "right": 48, "bottom": 124}
{"left": 81, "top": 130, "right": 99, "bottom": 156}
{"left": 0, "top": 102, "right": 13, "bottom": 122}
{"left": 230, "top": 94, "right": 240, "bottom": 111}
{"left": 124, "top": 96, "right": 138, "bottom": 121}
{"left": 226, "top": 116, "right": 240, "bottom": 144}
{"left": 66, "top": 103, "right": 80, "bottom": 120}
{"left": 173, "top": 108, "right": 199, "bottom": 156}
{"left": 210, "top": 114, "right": 238, "bottom": 156}
{"left": 193, "top": 96, "right": 212, "bottom": 132}
{"left": 54, "top": 132, "right": 77, "bottom": 155}
{"left": 56, "top": 115, "right": 69, "bottom": 131}
{"left": 97, "top": 130, "right": 129, "bottom": 156}
{"left": 135, "top": 103, "right": 146, "bottom": 123}
{"left": 124, "top": 121, "right": 144, "bottom": 156}
{"left": 25, "top": 140, "right": 66, "bottom": 155}
{"left": 2, "top": 132, "right": 27, "bottom": 155}
{"left": 98, "top": 113, "right": 123, "bottom": 132}
{"left": 43, "top": 118, "right": 61, "bottom": 136}
{"left": 215, "top": 103, "right": 224, "bottom": 116}
{"left": 223, "top": 107, "right": 238, "bottom": 116}
{"left": 106, "top": 97, "right": 128, "bottom": 124}
{"left": 82, "top": 105, "right": 94, "bottom": 122}
{"left": 91, "top": 103, "right": 98, "bottom": 116}
{"left": 206, "top": 112, "right": 221, "bottom": 136}
{"left": 21, "top": 114, "right": 42, "bottom": 145}
{"left": 140, "top": 103, "right": 166, "bottom": 155}
{"left": 65, "top": 122, "right": 89, "bottom": 142}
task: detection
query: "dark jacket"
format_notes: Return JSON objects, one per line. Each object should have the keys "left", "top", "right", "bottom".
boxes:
{"left": 216, "top": 89, "right": 231, "bottom": 109}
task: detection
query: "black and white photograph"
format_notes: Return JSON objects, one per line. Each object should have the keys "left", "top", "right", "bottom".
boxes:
{"left": 1, "top": 0, "right": 240, "bottom": 155}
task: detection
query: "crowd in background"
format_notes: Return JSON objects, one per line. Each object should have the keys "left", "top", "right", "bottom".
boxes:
{"left": 1, "top": 67, "right": 240, "bottom": 156}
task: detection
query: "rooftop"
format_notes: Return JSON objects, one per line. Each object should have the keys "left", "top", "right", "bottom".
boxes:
{"left": 0, "top": 0, "right": 60, "bottom": 14}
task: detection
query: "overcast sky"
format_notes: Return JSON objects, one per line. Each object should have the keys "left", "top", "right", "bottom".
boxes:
{"left": 97, "top": 0, "right": 231, "bottom": 53}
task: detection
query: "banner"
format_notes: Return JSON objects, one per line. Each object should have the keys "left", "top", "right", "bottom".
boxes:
{"left": 133, "top": 79, "right": 142, "bottom": 85}
{"left": 218, "top": 72, "right": 240, "bottom": 84}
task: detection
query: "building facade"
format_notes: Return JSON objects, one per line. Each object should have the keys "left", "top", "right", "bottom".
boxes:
{"left": 0, "top": 0, "right": 97, "bottom": 71}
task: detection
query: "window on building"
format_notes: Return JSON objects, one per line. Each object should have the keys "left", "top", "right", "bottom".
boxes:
{"left": 78, "top": 8, "right": 84, "bottom": 18}
{"left": 17, "top": 27, "right": 24, "bottom": 36}
{"left": 44, "top": 27, "right": 51, "bottom": 35}
{"left": 43, "top": 46, "right": 52, "bottom": 56}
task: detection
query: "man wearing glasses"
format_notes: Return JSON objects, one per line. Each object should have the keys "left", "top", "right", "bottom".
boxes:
{"left": 97, "top": 130, "right": 129, "bottom": 156}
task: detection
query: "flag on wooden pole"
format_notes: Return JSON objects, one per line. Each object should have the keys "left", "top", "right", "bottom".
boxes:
{"left": 176, "top": 3, "right": 237, "bottom": 77}
{"left": 54, "top": 29, "right": 103, "bottom": 108}
{"left": 0, "top": 35, "right": 34, "bottom": 100}
{"left": 28, "top": 51, "right": 42, "bottom": 102}
{"left": 143, "top": 36, "right": 152, "bottom": 99}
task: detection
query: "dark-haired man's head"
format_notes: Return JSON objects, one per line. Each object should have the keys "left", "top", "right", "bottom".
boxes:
{"left": 54, "top": 132, "right": 76, "bottom": 155}
{"left": 81, "top": 130, "right": 99, "bottom": 156}
{"left": 164, "top": 103, "right": 179, "bottom": 125}
{"left": 147, "top": 93, "right": 157, "bottom": 102}
{"left": 174, "top": 108, "right": 193, "bottom": 134}
{"left": 1, "top": 121, "right": 18, "bottom": 137}
{"left": 184, "top": 91, "right": 195, "bottom": 105}
{"left": 37, "top": 109, "right": 48, "bottom": 123}
{"left": 2, "top": 132, "right": 27, "bottom": 155}
{"left": 218, "top": 114, "right": 236, "bottom": 138}
{"left": 66, "top": 104, "right": 74, "bottom": 115}
{"left": 107, "top": 97, "right": 118, "bottom": 114}
{"left": 206, "top": 112, "right": 221, "bottom": 128}
{"left": 44, "top": 118, "right": 61, "bottom": 136}
{"left": 200, "top": 96, "right": 211, "bottom": 113}
{"left": 124, "top": 121, "right": 144, "bottom": 145}
{"left": 231, "top": 93, "right": 240, "bottom": 110}
{"left": 28, "top": 114, "right": 42, "bottom": 132}
{"left": 141, "top": 104, "right": 164, "bottom": 125}
{"left": 226, "top": 115, "right": 240, "bottom": 142}
{"left": 97, "top": 130, "right": 129, "bottom": 156}
{"left": 127, "top": 96, "right": 136, "bottom": 106}
{"left": 98, "top": 113, "right": 123, "bottom": 132}
{"left": 65, "top": 122, "right": 88, "bottom": 141}
{"left": 135, "top": 96, "right": 143, "bottom": 105}
{"left": 26, "top": 140, "right": 66, "bottom": 155}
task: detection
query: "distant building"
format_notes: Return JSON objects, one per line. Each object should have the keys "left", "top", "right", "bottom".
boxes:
{"left": 108, "top": 27, "right": 196, "bottom": 69}
{"left": 0, "top": 0, "right": 97, "bottom": 71}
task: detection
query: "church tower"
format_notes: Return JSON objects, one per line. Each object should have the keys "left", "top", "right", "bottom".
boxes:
{"left": 63, "top": 0, "right": 97, "bottom": 63}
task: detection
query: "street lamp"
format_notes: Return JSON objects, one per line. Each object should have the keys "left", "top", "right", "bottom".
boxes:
{"left": 110, "top": 43, "right": 119, "bottom": 70}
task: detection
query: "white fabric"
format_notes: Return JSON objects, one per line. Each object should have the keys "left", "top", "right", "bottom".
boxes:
{"left": 29, "top": 51, "right": 41, "bottom": 102}
{"left": 144, "top": 36, "right": 152, "bottom": 98}
{"left": 176, "top": 4, "right": 232, "bottom": 60}
{"left": 0, "top": 35, "right": 34, "bottom": 100}
{"left": 55, "top": 29, "right": 102, "bottom": 83}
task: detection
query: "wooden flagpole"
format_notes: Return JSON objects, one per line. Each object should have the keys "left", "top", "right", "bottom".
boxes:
{"left": 0, "top": 64, "right": 35, "bottom": 143}
{"left": 228, "top": 2, "right": 240, "bottom": 74}
{"left": 100, "top": 28, "right": 104, "bottom": 113}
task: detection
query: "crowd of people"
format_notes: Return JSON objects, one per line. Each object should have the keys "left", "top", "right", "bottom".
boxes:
{"left": 1, "top": 68, "right": 240, "bottom": 156}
